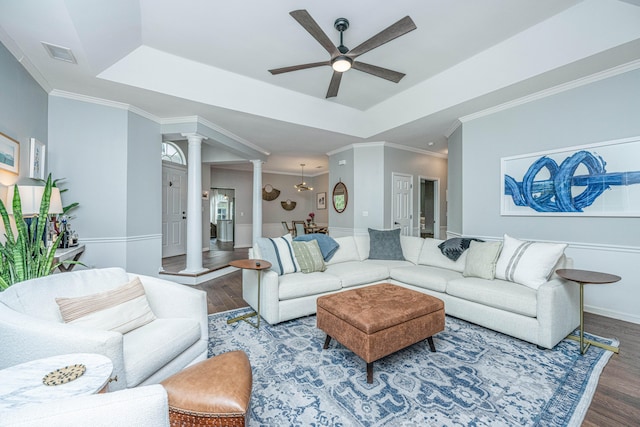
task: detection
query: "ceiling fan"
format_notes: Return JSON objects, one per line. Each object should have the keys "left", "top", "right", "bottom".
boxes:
{"left": 269, "top": 10, "right": 417, "bottom": 98}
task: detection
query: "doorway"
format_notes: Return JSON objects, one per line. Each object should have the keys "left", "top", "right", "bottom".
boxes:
{"left": 419, "top": 177, "right": 440, "bottom": 239}
{"left": 162, "top": 163, "right": 187, "bottom": 258}
{"left": 391, "top": 173, "right": 413, "bottom": 235}
{"left": 210, "top": 188, "right": 235, "bottom": 251}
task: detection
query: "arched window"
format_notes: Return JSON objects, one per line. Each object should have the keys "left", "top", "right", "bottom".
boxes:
{"left": 161, "top": 141, "right": 186, "bottom": 165}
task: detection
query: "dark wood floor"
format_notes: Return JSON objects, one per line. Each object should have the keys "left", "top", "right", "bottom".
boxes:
{"left": 161, "top": 239, "right": 249, "bottom": 274}
{"left": 179, "top": 248, "right": 640, "bottom": 426}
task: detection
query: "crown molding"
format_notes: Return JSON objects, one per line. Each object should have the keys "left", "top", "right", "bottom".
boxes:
{"left": 460, "top": 59, "right": 640, "bottom": 123}
{"left": 327, "top": 141, "right": 447, "bottom": 159}
{"left": 445, "top": 120, "right": 461, "bottom": 138}
{"left": 49, "top": 90, "right": 161, "bottom": 123}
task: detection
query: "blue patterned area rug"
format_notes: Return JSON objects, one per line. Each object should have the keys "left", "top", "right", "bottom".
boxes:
{"left": 208, "top": 309, "right": 617, "bottom": 427}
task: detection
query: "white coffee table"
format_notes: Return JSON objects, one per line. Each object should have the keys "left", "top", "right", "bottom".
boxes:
{"left": 0, "top": 353, "right": 113, "bottom": 412}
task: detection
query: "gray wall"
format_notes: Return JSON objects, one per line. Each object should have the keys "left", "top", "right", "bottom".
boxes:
{"left": 447, "top": 125, "right": 463, "bottom": 235}
{"left": 452, "top": 68, "right": 640, "bottom": 323}
{"left": 49, "top": 96, "right": 162, "bottom": 275}
{"left": 0, "top": 42, "right": 48, "bottom": 187}
{"left": 329, "top": 143, "right": 448, "bottom": 236}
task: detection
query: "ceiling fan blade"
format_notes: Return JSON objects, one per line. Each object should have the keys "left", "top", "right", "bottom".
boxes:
{"left": 290, "top": 10, "right": 339, "bottom": 56}
{"left": 352, "top": 62, "right": 406, "bottom": 83}
{"left": 269, "top": 61, "right": 330, "bottom": 75}
{"left": 326, "top": 71, "right": 343, "bottom": 98}
{"left": 347, "top": 16, "right": 416, "bottom": 58}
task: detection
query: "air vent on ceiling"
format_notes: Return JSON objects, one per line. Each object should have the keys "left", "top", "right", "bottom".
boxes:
{"left": 42, "top": 42, "right": 77, "bottom": 64}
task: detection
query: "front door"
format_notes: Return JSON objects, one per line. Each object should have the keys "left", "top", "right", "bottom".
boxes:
{"left": 392, "top": 173, "right": 413, "bottom": 235}
{"left": 162, "top": 163, "right": 187, "bottom": 257}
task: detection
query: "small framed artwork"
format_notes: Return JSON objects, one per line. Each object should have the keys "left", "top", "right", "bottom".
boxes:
{"left": 0, "top": 132, "right": 20, "bottom": 174}
{"left": 29, "top": 137, "right": 45, "bottom": 179}
{"left": 316, "top": 192, "right": 326, "bottom": 210}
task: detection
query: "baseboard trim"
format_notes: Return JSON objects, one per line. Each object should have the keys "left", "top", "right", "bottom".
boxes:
{"left": 585, "top": 305, "right": 640, "bottom": 325}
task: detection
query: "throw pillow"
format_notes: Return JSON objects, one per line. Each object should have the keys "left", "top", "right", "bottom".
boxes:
{"left": 438, "top": 237, "right": 483, "bottom": 261}
{"left": 495, "top": 234, "right": 568, "bottom": 289}
{"left": 293, "top": 233, "right": 340, "bottom": 261}
{"left": 292, "top": 240, "right": 326, "bottom": 273}
{"left": 255, "top": 233, "right": 300, "bottom": 275}
{"left": 367, "top": 228, "right": 405, "bottom": 261}
{"left": 56, "top": 277, "right": 156, "bottom": 334}
{"left": 463, "top": 240, "right": 503, "bottom": 280}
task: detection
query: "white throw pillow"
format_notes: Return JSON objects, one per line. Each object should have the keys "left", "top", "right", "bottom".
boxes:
{"left": 495, "top": 234, "right": 568, "bottom": 289}
{"left": 255, "top": 233, "right": 301, "bottom": 275}
{"left": 56, "top": 277, "right": 156, "bottom": 334}
{"left": 463, "top": 240, "right": 503, "bottom": 280}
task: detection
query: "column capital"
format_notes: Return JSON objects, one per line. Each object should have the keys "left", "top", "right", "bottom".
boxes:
{"left": 181, "top": 133, "right": 208, "bottom": 143}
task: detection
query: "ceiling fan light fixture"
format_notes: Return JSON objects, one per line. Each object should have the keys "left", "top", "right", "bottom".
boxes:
{"left": 332, "top": 55, "right": 352, "bottom": 72}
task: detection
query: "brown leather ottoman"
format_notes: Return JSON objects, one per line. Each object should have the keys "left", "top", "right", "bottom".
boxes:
{"left": 161, "top": 350, "right": 252, "bottom": 427}
{"left": 317, "top": 283, "right": 445, "bottom": 383}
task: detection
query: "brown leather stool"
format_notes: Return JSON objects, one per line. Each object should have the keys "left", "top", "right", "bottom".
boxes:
{"left": 161, "top": 350, "right": 252, "bottom": 427}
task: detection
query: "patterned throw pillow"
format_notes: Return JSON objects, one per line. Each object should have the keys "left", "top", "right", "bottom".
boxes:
{"left": 495, "top": 234, "right": 567, "bottom": 289}
{"left": 56, "top": 277, "right": 156, "bottom": 334}
{"left": 368, "top": 228, "right": 405, "bottom": 261}
{"left": 463, "top": 240, "right": 503, "bottom": 280}
{"left": 292, "top": 240, "right": 326, "bottom": 273}
{"left": 255, "top": 233, "right": 300, "bottom": 275}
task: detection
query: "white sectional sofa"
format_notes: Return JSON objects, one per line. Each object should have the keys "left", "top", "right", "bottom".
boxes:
{"left": 243, "top": 235, "right": 580, "bottom": 349}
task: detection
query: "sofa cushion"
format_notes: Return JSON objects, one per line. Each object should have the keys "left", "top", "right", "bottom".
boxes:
{"left": 326, "top": 236, "right": 361, "bottom": 265}
{"left": 56, "top": 277, "right": 156, "bottom": 334}
{"left": 495, "top": 234, "right": 567, "bottom": 289}
{"left": 278, "top": 272, "right": 342, "bottom": 301}
{"left": 123, "top": 318, "right": 201, "bottom": 387}
{"left": 368, "top": 228, "right": 405, "bottom": 261}
{"left": 390, "top": 265, "right": 463, "bottom": 293}
{"left": 354, "top": 235, "right": 370, "bottom": 260}
{"left": 447, "top": 277, "right": 537, "bottom": 318}
{"left": 400, "top": 235, "right": 424, "bottom": 265}
{"left": 292, "top": 240, "right": 326, "bottom": 273}
{"left": 463, "top": 241, "right": 503, "bottom": 280}
{"left": 255, "top": 234, "right": 300, "bottom": 275}
{"left": 325, "top": 261, "right": 389, "bottom": 288}
{"left": 418, "top": 238, "right": 468, "bottom": 273}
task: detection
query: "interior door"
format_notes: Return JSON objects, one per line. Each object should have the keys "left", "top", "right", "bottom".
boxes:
{"left": 162, "top": 164, "right": 187, "bottom": 257}
{"left": 392, "top": 173, "right": 413, "bottom": 235}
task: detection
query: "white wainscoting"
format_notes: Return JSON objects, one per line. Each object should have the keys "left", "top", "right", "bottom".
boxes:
{"left": 234, "top": 223, "right": 253, "bottom": 248}
{"left": 77, "top": 234, "right": 163, "bottom": 277}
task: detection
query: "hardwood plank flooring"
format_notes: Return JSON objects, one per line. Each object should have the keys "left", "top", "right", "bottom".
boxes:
{"left": 188, "top": 248, "right": 640, "bottom": 425}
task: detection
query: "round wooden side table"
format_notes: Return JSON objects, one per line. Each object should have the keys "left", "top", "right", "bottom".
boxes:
{"left": 227, "top": 259, "right": 272, "bottom": 329}
{"left": 556, "top": 268, "right": 621, "bottom": 354}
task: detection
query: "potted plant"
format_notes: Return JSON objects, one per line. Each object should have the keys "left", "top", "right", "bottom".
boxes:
{"left": 0, "top": 174, "right": 63, "bottom": 290}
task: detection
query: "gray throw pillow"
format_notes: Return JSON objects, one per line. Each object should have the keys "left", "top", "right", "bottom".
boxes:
{"left": 368, "top": 228, "right": 405, "bottom": 261}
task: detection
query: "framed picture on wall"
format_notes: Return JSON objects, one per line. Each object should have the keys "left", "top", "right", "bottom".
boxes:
{"left": 29, "top": 137, "right": 45, "bottom": 179}
{"left": 316, "top": 192, "right": 326, "bottom": 210}
{"left": 0, "top": 132, "right": 20, "bottom": 174}
{"left": 501, "top": 135, "right": 640, "bottom": 217}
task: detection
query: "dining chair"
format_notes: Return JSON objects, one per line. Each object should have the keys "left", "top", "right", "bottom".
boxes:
{"left": 281, "top": 221, "right": 293, "bottom": 235}
{"left": 292, "top": 220, "right": 307, "bottom": 237}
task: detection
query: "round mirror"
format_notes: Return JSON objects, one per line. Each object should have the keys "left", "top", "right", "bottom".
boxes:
{"left": 332, "top": 182, "right": 348, "bottom": 213}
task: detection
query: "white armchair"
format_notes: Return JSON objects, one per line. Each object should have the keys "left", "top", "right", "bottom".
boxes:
{"left": 0, "top": 268, "right": 208, "bottom": 390}
{"left": 0, "top": 385, "right": 169, "bottom": 427}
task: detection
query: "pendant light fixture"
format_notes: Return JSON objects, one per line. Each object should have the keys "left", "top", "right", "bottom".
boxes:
{"left": 294, "top": 164, "right": 313, "bottom": 192}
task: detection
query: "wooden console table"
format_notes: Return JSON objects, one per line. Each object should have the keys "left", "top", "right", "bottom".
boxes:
{"left": 53, "top": 245, "right": 86, "bottom": 272}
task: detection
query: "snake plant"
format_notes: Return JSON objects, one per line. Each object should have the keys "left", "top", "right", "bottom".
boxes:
{"left": 0, "top": 175, "right": 62, "bottom": 290}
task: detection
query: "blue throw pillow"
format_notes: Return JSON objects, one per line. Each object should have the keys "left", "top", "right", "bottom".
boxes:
{"left": 293, "top": 233, "right": 340, "bottom": 261}
{"left": 368, "top": 228, "right": 405, "bottom": 261}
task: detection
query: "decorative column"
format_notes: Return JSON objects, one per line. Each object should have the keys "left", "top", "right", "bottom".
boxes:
{"left": 251, "top": 159, "right": 263, "bottom": 244}
{"left": 181, "top": 133, "right": 207, "bottom": 274}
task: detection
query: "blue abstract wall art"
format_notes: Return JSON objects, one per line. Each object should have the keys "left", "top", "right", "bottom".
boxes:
{"left": 501, "top": 137, "right": 640, "bottom": 216}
